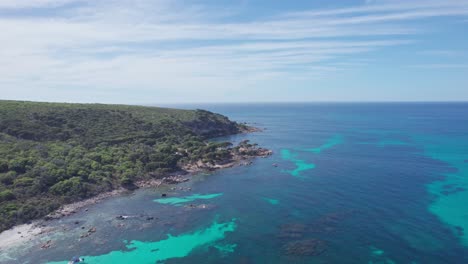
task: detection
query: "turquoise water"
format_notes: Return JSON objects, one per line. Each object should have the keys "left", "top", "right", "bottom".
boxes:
{"left": 281, "top": 134, "right": 343, "bottom": 178}
{"left": 415, "top": 135, "right": 468, "bottom": 246}
{"left": 300, "top": 134, "right": 344, "bottom": 153}
{"left": 3, "top": 103, "right": 468, "bottom": 263}
{"left": 262, "top": 197, "right": 280, "bottom": 205}
{"left": 47, "top": 218, "right": 236, "bottom": 264}
{"left": 280, "top": 149, "right": 316, "bottom": 178}
{"left": 154, "top": 193, "right": 223, "bottom": 206}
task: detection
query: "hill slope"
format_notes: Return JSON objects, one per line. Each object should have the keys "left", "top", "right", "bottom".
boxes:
{"left": 0, "top": 100, "right": 248, "bottom": 232}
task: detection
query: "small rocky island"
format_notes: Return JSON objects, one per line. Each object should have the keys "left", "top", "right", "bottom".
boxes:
{"left": 0, "top": 100, "right": 270, "bottom": 233}
{"left": 182, "top": 139, "right": 272, "bottom": 172}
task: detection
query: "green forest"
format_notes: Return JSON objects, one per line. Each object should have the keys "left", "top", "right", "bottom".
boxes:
{"left": 0, "top": 100, "right": 246, "bottom": 232}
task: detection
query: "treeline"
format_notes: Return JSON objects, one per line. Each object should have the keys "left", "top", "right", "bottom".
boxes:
{"left": 0, "top": 100, "right": 243, "bottom": 232}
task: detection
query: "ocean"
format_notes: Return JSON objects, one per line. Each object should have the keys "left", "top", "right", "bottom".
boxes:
{"left": 2, "top": 103, "right": 468, "bottom": 264}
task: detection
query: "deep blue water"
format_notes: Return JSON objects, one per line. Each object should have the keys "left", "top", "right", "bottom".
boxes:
{"left": 3, "top": 103, "right": 468, "bottom": 264}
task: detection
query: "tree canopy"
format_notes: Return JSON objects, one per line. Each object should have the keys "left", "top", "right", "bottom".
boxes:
{"left": 0, "top": 100, "right": 244, "bottom": 232}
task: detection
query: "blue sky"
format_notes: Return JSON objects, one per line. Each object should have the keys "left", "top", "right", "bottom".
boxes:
{"left": 1, "top": 0, "right": 467, "bottom": 103}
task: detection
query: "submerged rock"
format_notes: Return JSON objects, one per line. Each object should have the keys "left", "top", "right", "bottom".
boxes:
{"left": 80, "top": 226, "right": 97, "bottom": 238}
{"left": 40, "top": 240, "right": 53, "bottom": 249}
{"left": 185, "top": 203, "right": 212, "bottom": 210}
{"left": 309, "top": 210, "right": 356, "bottom": 234}
{"left": 282, "top": 239, "right": 327, "bottom": 256}
{"left": 277, "top": 223, "right": 306, "bottom": 239}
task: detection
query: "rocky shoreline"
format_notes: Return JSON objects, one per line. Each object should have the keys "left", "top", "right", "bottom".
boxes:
{"left": 0, "top": 137, "right": 271, "bottom": 250}
{"left": 240, "top": 124, "right": 264, "bottom": 133}
{"left": 44, "top": 138, "right": 271, "bottom": 220}
{"left": 183, "top": 140, "right": 272, "bottom": 172}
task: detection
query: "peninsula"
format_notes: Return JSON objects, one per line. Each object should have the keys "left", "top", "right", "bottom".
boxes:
{"left": 0, "top": 100, "right": 270, "bottom": 233}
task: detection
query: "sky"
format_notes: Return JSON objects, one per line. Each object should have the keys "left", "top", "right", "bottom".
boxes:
{"left": 1, "top": 0, "right": 468, "bottom": 104}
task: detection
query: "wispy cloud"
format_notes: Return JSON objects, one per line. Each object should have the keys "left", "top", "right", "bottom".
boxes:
{"left": 409, "top": 64, "right": 468, "bottom": 69}
{"left": 0, "top": 0, "right": 467, "bottom": 103}
{"left": 0, "top": 0, "right": 80, "bottom": 9}
{"left": 419, "top": 50, "right": 465, "bottom": 57}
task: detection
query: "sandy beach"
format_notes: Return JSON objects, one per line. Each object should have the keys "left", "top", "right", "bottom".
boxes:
{"left": 0, "top": 223, "right": 43, "bottom": 250}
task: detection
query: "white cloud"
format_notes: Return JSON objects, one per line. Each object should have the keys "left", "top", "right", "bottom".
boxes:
{"left": 0, "top": 0, "right": 467, "bottom": 103}
{"left": 0, "top": 0, "right": 81, "bottom": 9}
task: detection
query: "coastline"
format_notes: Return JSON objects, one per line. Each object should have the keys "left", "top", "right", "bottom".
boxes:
{"left": 0, "top": 223, "right": 43, "bottom": 251}
{"left": 0, "top": 134, "right": 271, "bottom": 251}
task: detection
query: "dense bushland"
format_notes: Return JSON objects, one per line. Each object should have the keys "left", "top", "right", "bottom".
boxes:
{"left": 0, "top": 100, "right": 244, "bottom": 232}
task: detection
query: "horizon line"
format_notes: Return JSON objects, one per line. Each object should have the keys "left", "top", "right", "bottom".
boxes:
{"left": 2, "top": 98, "right": 468, "bottom": 106}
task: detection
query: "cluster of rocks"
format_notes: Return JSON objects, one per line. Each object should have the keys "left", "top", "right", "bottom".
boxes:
{"left": 183, "top": 160, "right": 233, "bottom": 172}
{"left": 136, "top": 176, "right": 192, "bottom": 189}
{"left": 255, "top": 148, "right": 273, "bottom": 157}
{"left": 185, "top": 203, "right": 213, "bottom": 210}
{"left": 235, "top": 141, "right": 273, "bottom": 158}
{"left": 135, "top": 179, "right": 163, "bottom": 188}
{"left": 113, "top": 214, "right": 159, "bottom": 230}
{"left": 79, "top": 227, "right": 97, "bottom": 238}
{"left": 239, "top": 161, "right": 253, "bottom": 166}
{"left": 45, "top": 189, "right": 124, "bottom": 220}
{"left": 239, "top": 125, "right": 263, "bottom": 133}
{"left": 183, "top": 140, "right": 272, "bottom": 173}
{"left": 170, "top": 186, "right": 192, "bottom": 191}
{"left": 162, "top": 176, "right": 190, "bottom": 184}
{"left": 116, "top": 215, "right": 157, "bottom": 221}
{"left": 40, "top": 240, "right": 53, "bottom": 249}
{"left": 45, "top": 210, "right": 78, "bottom": 221}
